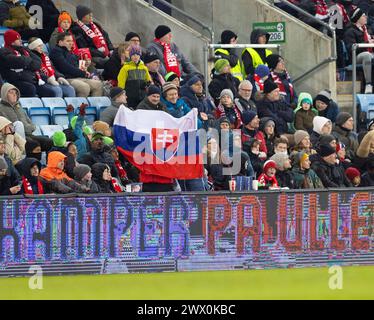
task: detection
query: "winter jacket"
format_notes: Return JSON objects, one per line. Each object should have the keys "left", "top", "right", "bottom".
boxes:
{"left": 332, "top": 125, "right": 359, "bottom": 160}
{"left": 136, "top": 96, "right": 166, "bottom": 111}
{"left": 0, "top": 45, "right": 41, "bottom": 85}
{"left": 0, "top": 116, "right": 25, "bottom": 164}
{"left": 0, "top": 154, "right": 21, "bottom": 195}
{"left": 48, "top": 146, "right": 76, "bottom": 179}
{"left": 259, "top": 116, "right": 278, "bottom": 156}
{"left": 15, "top": 157, "right": 47, "bottom": 194}
{"left": 26, "top": 0, "right": 59, "bottom": 42}
{"left": 49, "top": 45, "right": 87, "bottom": 79}
{"left": 149, "top": 71, "right": 165, "bottom": 89}
{"left": 91, "top": 163, "right": 115, "bottom": 193}
{"left": 311, "top": 155, "right": 352, "bottom": 188}
{"left": 208, "top": 72, "right": 240, "bottom": 106}
{"left": 215, "top": 103, "right": 243, "bottom": 129}
{"left": 275, "top": 170, "right": 296, "bottom": 189}
{"left": 66, "top": 110, "right": 90, "bottom": 159}
{"left": 102, "top": 48, "right": 123, "bottom": 83}
{"left": 241, "top": 126, "right": 267, "bottom": 154}
{"left": 360, "top": 172, "right": 374, "bottom": 187}
{"left": 0, "top": 83, "right": 36, "bottom": 135}
{"left": 291, "top": 167, "right": 324, "bottom": 189}
{"left": 0, "top": 0, "right": 30, "bottom": 30}
{"left": 70, "top": 21, "right": 114, "bottom": 59}
{"left": 79, "top": 149, "right": 119, "bottom": 178}
{"left": 315, "top": 100, "right": 339, "bottom": 123}
{"left": 344, "top": 23, "right": 373, "bottom": 62}
{"left": 146, "top": 40, "right": 198, "bottom": 77}
{"left": 234, "top": 96, "right": 257, "bottom": 114}
{"left": 180, "top": 84, "right": 215, "bottom": 115}
{"left": 117, "top": 60, "right": 151, "bottom": 108}
{"left": 99, "top": 101, "right": 122, "bottom": 127}
{"left": 270, "top": 70, "right": 297, "bottom": 106}
{"left": 294, "top": 92, "right": 318, "bottom": 132}
{"left": 257, "top": 97, "right": 293, "bottom": 135}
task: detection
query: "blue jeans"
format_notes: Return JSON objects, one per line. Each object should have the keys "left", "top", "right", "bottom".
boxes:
{"left": 36, "top": 84, "right": 76, "bottom": 97}
{"left": 178, "top": 178, "right": 206, "bottom": 191}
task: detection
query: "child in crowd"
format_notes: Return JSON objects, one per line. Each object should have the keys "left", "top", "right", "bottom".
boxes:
{"left": 257, "top": 160, "right": 279, "bottom": 190}
{"left": 294, "top": 93, "right": 318, "bottom": 132}
{"left": 73, "top": 164, "right": 99, "bottom": 193}
{"left": 345, "top": 167, "right": 361, "bottom": 187}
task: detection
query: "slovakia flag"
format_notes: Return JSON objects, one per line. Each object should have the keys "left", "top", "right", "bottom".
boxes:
{"left": 113, "top": 106, "right": 204, "bottom": 179}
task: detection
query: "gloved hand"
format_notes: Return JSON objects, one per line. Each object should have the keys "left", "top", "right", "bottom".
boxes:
{"left": 57, "top": 77, "right": 70, "bottom": 86}
{"left": 38, "top": 78, "right": 46, "bottom": 86}
{"left": 98, "top": 47, "right": 106, "bottom": 53}
{"left": 66, "top": 104, "right": 74, "bottom": 113}
{"left": 47, "top": 76, "right": 59, "bottom": 86}
{"left": 79, "top": 103, "right": 88, "bottom": 116}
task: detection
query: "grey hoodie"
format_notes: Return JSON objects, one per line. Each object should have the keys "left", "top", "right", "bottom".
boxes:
{"left": 0, "top": 83, "right": 36, "bottom": 135}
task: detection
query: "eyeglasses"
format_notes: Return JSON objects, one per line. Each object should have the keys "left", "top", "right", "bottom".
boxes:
{"left": 240, "top": 88, "right": 252, "bottom": 92}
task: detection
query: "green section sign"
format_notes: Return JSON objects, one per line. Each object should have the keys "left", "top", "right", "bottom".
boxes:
{"left": 252, "top": 22, "right": 286, "bottom": 43}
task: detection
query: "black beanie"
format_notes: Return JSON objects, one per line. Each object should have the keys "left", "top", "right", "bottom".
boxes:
{"left": 147, "top": 85, "right": 161, "bottom": 96}
{"left": 319, "top": 144, "right": 336, "bottom": 157}
{"left": 350, "top": 8, "right": 365, "bottom": 24}
{"left": 155, "top": 25, "right": 171, "bottom": 39}
{"left": 143, "top": 52, "right": 159, "bottom": 64}
{"left": 266, "top": 54, "right": 282, "bottom": 70}
{"left": 242, "top": 111, "right": 257, "bottom": 126}
{"left": 125, "top": 32, "right": 140, "bottom": 42}
{"left": 314, "top": 90, "right": 331, "bottom": 105}
{"left": 110, "top": 87, "right": 125, "bottom": 100}
{"left": 263, "top": 79, "right": 279, "bottom": 94}
{"left": 335, "top": 112, "right": 352, "bottom": 126}
{"left": 25, "top": 139, "right": 41, "bottom": 156}
{"left": 76, "top": 5, "right": 92, "bottom": 21}
{"left": 221, "top": 30, "right": 237, "bottom": 44}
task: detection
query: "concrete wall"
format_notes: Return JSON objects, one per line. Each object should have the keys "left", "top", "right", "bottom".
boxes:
{"left": 170, "top": 0, "right": 336, "bottom": 98}
{"left": 59, "top": 0, "right": 209, "bottom": 73}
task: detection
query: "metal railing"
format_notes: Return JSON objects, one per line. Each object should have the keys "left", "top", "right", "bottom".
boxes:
{"left": 144, "top": 0, "right": 214, "bottom": 43}
{"left": 273, "top": 0, "right": 337, "bottom": 83}
{"left": 352, "top": 43, "right": 374, "bottom": 132}
{"left": 204, "top": 44, "right": 282, "bottom": 95}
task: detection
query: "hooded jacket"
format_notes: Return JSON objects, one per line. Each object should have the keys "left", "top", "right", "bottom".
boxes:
{"left": 15, "top": 157, "right": 46, "bottom": 194}
{"left": 294, "top": 92, "right": 318, "bottom": 132}
{"left": 102, "top": 47, "right": 122, "bottom": 83}
{"left": 91, "top": 163, "right": 114, "bottom": 193}
{"left": 208, "top": 72, "right": 240, "bottom": 106}
{"left": 0, "top": 83, "right": 36, "bottom": 135}
{"left": 0, "top": 115, "right": 25, "bottom": 164}
{"left": 136, "top": 96, "right": 166, "bottom": 111}
{"left": 0, "top": 153, "right": 21, "bottom": 195}
{"left": 180, "top": 82, "right": 215, "bottom": 115}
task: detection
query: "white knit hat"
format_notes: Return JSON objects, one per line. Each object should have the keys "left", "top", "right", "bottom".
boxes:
{"left": 313, "top": 116, "right": 331, "bottom": 135}
{"left": 28, "top": 38, "right": 44, "bottom": 51}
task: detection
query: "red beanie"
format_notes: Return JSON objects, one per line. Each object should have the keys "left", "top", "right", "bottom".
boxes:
{"left": 4, "top": 30, "right": 21, "bottom": 47}
{"left": 345, "top": 167, "right": 361, "bottom": 181}
{"left": 263, "top": 160, "right": 277, "bottom": 173}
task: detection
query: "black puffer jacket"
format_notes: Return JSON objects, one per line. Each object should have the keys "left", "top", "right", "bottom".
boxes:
{"left": 102, "top": 48, "right": 122, "bottom": 82}
{"left": 344, "top": 23, "right": 372, "bottom": 62}
{"left": 79, "top": 149, "right": 118, "bottom": 178}
{"left": 0, "top": 155, "right": 21, "bottom": 195}
{"left": 92, "top": 163, "right": 114, "bottom": 193}
{"left": 208, "top": 72, "right": 240, "bottom": 106}
{"left": 50, "top": 45, "right": 87, "bottom": 79}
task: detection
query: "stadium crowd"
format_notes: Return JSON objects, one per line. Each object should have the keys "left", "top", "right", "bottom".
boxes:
{"left": 0, "top": 0, "right": 373, "bottom": 194}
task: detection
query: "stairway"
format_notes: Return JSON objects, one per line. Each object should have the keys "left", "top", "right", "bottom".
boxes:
{"left": 336, "top": 80, "right": 361, "bottom": 114}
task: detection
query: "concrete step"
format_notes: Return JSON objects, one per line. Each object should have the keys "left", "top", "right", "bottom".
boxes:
{"left": 337, "top": 94, "right": 353, "bottom": 103}
{"left": 336, "top": 81, "right": 361, "bottom": 94}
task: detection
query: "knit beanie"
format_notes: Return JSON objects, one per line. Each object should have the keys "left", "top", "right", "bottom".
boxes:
{"left": 143, "top": 53, "right": 159, "bottom": 64}
{"left": 4, "top": 29, "right": 21, "bottom": 47}
{"left": 270, "top": 153, "right": 289, "bottom": 170}
{"left": 214, "top": 59, "right": 230, "bottom": 74}
{"left": 73, "top": 164, "right": 91, "bottom": 181}
{"left": 25, "top": 139, "right": 41, "bottom": 156}
{"left": 351, "top": 7, "right": 365, "bottom": 24}
{"left": 110, "top": 87, "right": 125, "bottom": 100}
{"left": 319, "top": 134, "right": 336, "bottom": 146}
{"left": 147, "top": 85, "right": 161, "bottom": 96}
{"left": 93, "top": 121, "right": 110, "bottom": 136}
{"left": 221, "top": 30, "right": 237, "bottom": 44}
{"left": 28, "top": 38, "right": 43, "bottom": 51}
{"left": 335, "top": 112, "right": 352, "bottom": 127}
{"left": 76, "top": 5, "right": 92, "bottom": 21}
{"left": 58, "top": 11, "right": 72, "bottom": 25}
{"left": 313, "top": 116, "right": 331, "bottom": 134}
{"left": 294, "top": 130, "right": 310, "bottom": 146}
{"left": 255, "top": 64, "right": 270, "bottom": 78}
{"left": 155, "top": 25, "right": 171, "bottom": 39}
{"left": 162, "top": 82, "right": 178, "bottom": 94}
{"left": 187, "top": 75, "right": 202, "bottom": 87}
{"left": 165, "top": 72, "right": 179, "bottom": 82}
{"left": 266, "top": 54, "right": 282, "bottom": 70}
{"left": 125, "top": 31, "right": 140, "bottom": 42}
{"left": 242, "top": 111, "right": 257, "bottom": 126}
{"left": 52, "top": 131, "right": 67, "bottom": 147}
{"left": 301, "top": 97, "right": 312, "bottom": 105}
{"left": 263, "top": 160, "right": 277, "bottom": 173}
{"left": 129, "top": 45, "right": 141, "bottom": 57}
{"left": 219, "top": 89, "right": 234, "bottom": 101}
{"left": 345, "top": 167, "right": 361, "bottom": 181}
{"left": 291, "top": 151, "right": 309, "bottom": 167}
{"left": 263, "top": 79, "right": 279, "bottom": 94}
{"left": 319, "top": 144, "right": 336, "bottom": 157}
{"left": 314, "top": 90, "right": 331, "bottom": 105}
{"left": 219, "top": 117, "right": 230, "bottom": 125}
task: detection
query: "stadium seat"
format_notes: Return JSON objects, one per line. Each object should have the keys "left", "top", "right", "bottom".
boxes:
{"left": 32, "top": 125, "right": 42, "bottom": 136}
{"left": 87, "top": 96, "right": 111, "bottom": 119}
{"left": 52, "top": 107, "right": 69, "bottom": 127}
{"left": 64, "top": 97, "right": 89, "bottom": 110}
{"left": 40, "top": 125, "right": 64, "bottom": 138}
{"left": 41, "top": 97, "right": 66, "bottom": 110}
{"left": 84, "top": 107, "right": 98, "bottom": 125}
{"left": 29, "top": 107, "right": 51, "bottom": 126}
{"left": 357, "top": 94, "right": 374, "bottom": 121}
{"left": 19, "top": 97, "right": 44, "bottom": 112}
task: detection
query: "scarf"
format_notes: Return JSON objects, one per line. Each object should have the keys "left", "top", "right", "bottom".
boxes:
{"left": 22, "top": 176, "right": 44, "bottom": 195}
{"left": 271, "top": 70, "right": 294, "bottom": 101}
{"left": 40, "top": 52, "right": 55, "bottom": 78}
{"left": 216, "top": 104, "right": 243, "bottom": 129}
{"left": 76, "top": 20, "right": 110, "bottom": 57}
{"left": 57, "top": 27, "right": 92, "bottom": 61}
{"left": 336, "top": 3, "right": 352, "bottom": 25}
{"left": 360, "top": 24, "right": 373, "bottom": 53}
{"left": 7, "top": 46, "right": 44, "bottom": 85}
{"left": 111, "top": 178, "right": 122, "bottom": 193}
{"left": 313, "top": 0, "right": 329, "bottom": 20}
{"left": 258, "top": 173, "right": 278, "bottom": 189}
{"left": 154, "top": 38, "right": 181, "bottom": 77}
{"left": 115, "top": 160, "right": 127, "bottom": 180}
{"left": 253, "top": 74, "right": 265, "bottom": 91}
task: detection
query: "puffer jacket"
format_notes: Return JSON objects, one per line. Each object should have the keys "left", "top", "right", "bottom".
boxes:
{"left": 15, "top": 157, "right": 47, "bottom": 194}
{"left": 208, "top": 72, "right": 240, "bottom": 106}
{"left": 0, "top": 0, "right": 30, "bottom": 30}
{"left": 0, "top": 154, "right": 21, "bottom": 195}
{"left": 0, "top": 83, "right": 36, "bottom": 135}
{"left": 0, "top": 115, "right": 25, "bottom": 164}
{"left": 332, "top": 124, "right": 359, "bottom": 160}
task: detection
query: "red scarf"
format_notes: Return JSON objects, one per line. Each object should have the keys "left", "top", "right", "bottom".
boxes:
{"left": 7, "top": 46, "right": 43, "bottom": 83}
{"left": 111, "top": 178, "right": 122, "bottom": 193}
{"left": 253, "top": 74, "right": 265, "bottom": 91}
{"left": 216, "top": 103, "right": 243, "bottom": 129}
{"left": 313, "top": 0, "right": 329, "bottom": 19}
{"left": 271, "top": 70, "right": 294, "bottom": 101}
{"left": 40, "top": 52, "right": 55, "bottom": 78}
{"left": 77, "top": 20, "right": 110, "bottom": 57}
{"left": 22, "top": 177, "right": 44, "bottom": 195}
{"left": 115, "top": 160, "right": 127, "bottom": 180}
{"left": 154, "top": 38, "right": 181, "bottom": 77}
{"left": 57, "top": 27, "right": 92, "bottom": 60}
{"left": 258, "top": 173, "right": 278, "bottom": 189}
{"left": 361, "top": 24, "right": 373, "bottom": 53}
